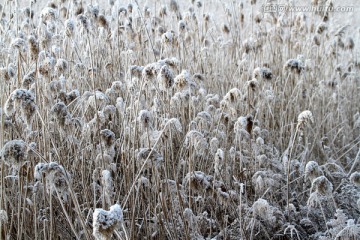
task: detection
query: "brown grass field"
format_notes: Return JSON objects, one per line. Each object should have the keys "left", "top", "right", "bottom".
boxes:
{"left": 0, "top": 0, "right": 359, "bottom": 239}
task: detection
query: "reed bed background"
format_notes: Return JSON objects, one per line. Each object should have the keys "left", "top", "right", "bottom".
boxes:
{"left": 0, "top": 0, "right": 359, "bottom": 239}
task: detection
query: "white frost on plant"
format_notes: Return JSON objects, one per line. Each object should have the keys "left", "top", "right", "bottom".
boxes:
{"left": 93, "top": 204, "right": 123, "bottom": 240}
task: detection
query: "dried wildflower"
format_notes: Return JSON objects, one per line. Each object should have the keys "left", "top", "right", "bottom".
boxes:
{"left": 335, "top": 219, "right": 360, "bottom": 239}
{"left": 175, "top": 70, "right": 196, "bottom": 91}
{"left": 118, "top": 7, "right": 127, "bottom": 16}
{"left": 0, "top": 209, "right": 8, "bottom": 224}
{"left": 1, "top": 140, "right": 27, "bottom": 167}
{"left": 253, "top": 67, "right": 273, "bottom": 80}
{"left": 98, "top": 14, "right": 109, "bottom": 29}
{"left": 316, "top": 22, "right": 327, "bottom": 34}
{"left": 284, "top": 58, "right": 304, "bottom": 74}
{"left": 34, "top": 162, "right": 48, "bottom": 180}
{"left": 4, "top": 89, "right": 36, "bottom": 128}
{"left": 130, "top": 65, "right": 144, "bottom": 78}
{"left": 136, "top": 148, "right": 163, "bottom": 168}
{"left": 223, "top": 88, "right": 241, "bottom": 105}
{"left": 183, "top": 171, "right": 212, "bottom": 192}
{"left": 51, "top": 102, "right": 70, "bottom": 127}
{"left": 252, "top": 198, "right": 276, "bottom": 223}
{"left": 87, "top": 91, "right": 110, "bottom": 110}
{"left": 55, "top": 58, "right": 68, "bottom": 74}
{"left": 167, "top": 118, "right": 182, "bottom": 132}
{"left": 159, "top": 5, "right": 167, "bottom": 17}
{"left": 28, "top": 35, "right": 39, "bottom": 60}
{"left": 178, "top": 20, "right": 186, "bottom": 32}
{"left": 100, "top": 129, "right": 115, "bottom": 152}
{"left": 158, "top": 65, "right": 174, "bottom": 90}
{"left": 77, "top": 14, "right": 89, "bottom": 32}
{"left": 305, "top": 161, "right": 323, "bottom": 182}
{"left": 345, "top": 37, "right": 355, "bottom": 50}
{"left": 252, "top": 170, "right": 281, "bottom": 195}
{"left": 311, "top": 176, "right": 333, "bottom": 196}
{"left": 209, "top": 138, "right": 219, "bottom": 154}
{"left": 142, "top": 62, "right": 162, "bottom": 80}
{"left": 93, "top": 204, "right": 123, "bottom": 240}
{"left": 161, "top": 31, "right": 174, "bottom": 44}
{"left": 222, "top": 24, "right": 230, "bottom": 34}
{"left": 138, "top": 110, "right": 152, "bottom": 129}
{"left": 65, "top": 19, "right": 75, "bottom": 37}
{"left": 87, "top": 4, "right": 99, "bottom": 18}
{"left": 184, "top": 130, "right": 208, "bottom": 156}
{"left": 297, "top": 110, "right": 314, "bottom": 127}
{"left": 349, "top": 172, "right": 360, "bottom": 187}
{"left": 37, "top": 162, "right": 70, "bottom": 200}
{"left": 22, "top": 70, "right": 36, "bottom": 89}
{"left": 11, "top": 38, "right": 26, "bottom": 50}
{"left": 169, "top": 0, "right": 179, "bottom": 12}
{"left": 41, "top": 7, "right": 57, "bottom": 22}
{"left": 247, "top": 78, "right": 259, "bottom": 92}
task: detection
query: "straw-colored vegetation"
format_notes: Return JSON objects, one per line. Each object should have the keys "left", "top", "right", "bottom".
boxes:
{"left": 0, "top": 0, "right": 359, "bottom": 239}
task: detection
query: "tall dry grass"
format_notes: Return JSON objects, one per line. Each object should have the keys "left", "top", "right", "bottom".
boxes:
{"left": 0, "top": 0, "right": 359, "bottom": 239}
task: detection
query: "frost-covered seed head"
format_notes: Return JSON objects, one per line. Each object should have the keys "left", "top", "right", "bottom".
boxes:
{"left": 305, "top": 161, "right": 322, "bottom": 182}
{"left": 298, "top": 110, "right": 314, "bottom": 127}
{"left": 138, "top": 110, "right": 152, "bottom": 128}
{"left": 349, "top": 172, "right": 360, "bottom": 187}
{"left": 311, "top": 176, "right": 333, "bottom": 196}
{"left": 0, "top": 210, "right": 8, "bottom": 224}
{"left": 100, "top": 129, "right": 116, "bottom": 148}
{"left": 1, "top": 140, "right": 27, "bottom": 167}
{"left": 93, "top": 204, "right": 123, "bottom": 240}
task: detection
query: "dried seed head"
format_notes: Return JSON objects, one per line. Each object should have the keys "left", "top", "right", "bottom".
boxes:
{"left": 1, "top": 140, "right": 27, "bottom": 167}
{"left": 28, "top": 35, "right": 39, "bottom": 60}
{"left": 65, "top": 19, "right": 75, "bottom": 37}
{"left": 138, "top": 110, "right": 152, "bottom": 129}
{"left": 247, "top": 78, "right": 259, "bottom": 91}
{"left": 11, "top": 38, "right": 26, "bottom": 50}
{"left": 77, "top": 14, "right": 89, "bottom": 32}
{"left": 305, "top": 161, "right": 322, "bottom": 182}
{"left": 161, "top": 31, "right": 173, "bottom": 44}
{"left": 159, "top": 5, "right": 167, "bottom": 17}
{"left": 284, "top": 58, "right": 304, "bottom": 74}
{"left": 170, "top": 0, "right": 179, "bottom": 12}
{"left": 349, "top": 172, "right": 360, "bottom": 187}
{"left": 311, "top": 176, "right": 333, "bottom": 196}
{"left": 51, "top": 102, "right": 70, "bottom": 127}
{"left": 118, "top": 7, "right": 127, "bottom": 16}
{"left": 127, "top": 3, "right": 133, "bottom": 13}
{"left": 167, "top": 118, "right": 182, "bottom": 132}
{"left": 297, "top": 110, "right": 314, "bottom": 126}
{"left": 253, "top": 67, "right": 273, "bottom": 80}
{"left": 100, "top": 129, "right": 116, "bottom": 148}
{"left": 313, "top": 35, "right": 321, "bottom": 46}
{"left": 98, "top": 14, "right": 109, "bottom": 29}
{"left": 345, "top": 37, "right": 355, "bottom": 50}
{"left": 93, "top": 204, "right": 123, "bottom": 240}
{"left": 0, "top": 209, "right": 8, "bottom": 224}
{"left": 41, "top": 7, "right": 57, "bottom": 22}
{"left": 136, "top": 148, "right": 163, "bottom": 168}
{"left": 174, "top": 70, "right": 192, "bottom": 91}
{"left": 178, "top": 20, "right": 186, "bottom": 32}
{"left": 224, "top": 88, "right": 241, "bottom": 104}
{"left": 158, "top": 65, "right": 174, "bottom": 90}
{"left": 55, "top": 58, "right": 68, "bottom": 74}
{"left": 316, "top": 22, "right": 327, "bottom": 34}
{"left": 222, "top": 24, "right": 230, "bottom": 34}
